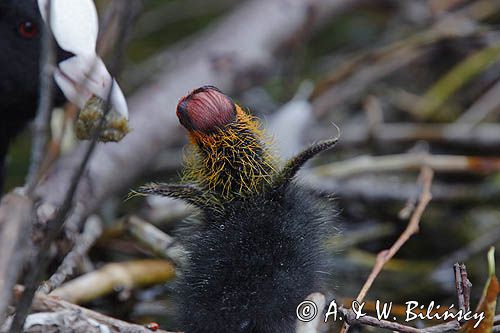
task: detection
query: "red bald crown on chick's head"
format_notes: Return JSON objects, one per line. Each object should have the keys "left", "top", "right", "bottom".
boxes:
{"left": 176, "top": 85, "right": 236, "bottom": 134}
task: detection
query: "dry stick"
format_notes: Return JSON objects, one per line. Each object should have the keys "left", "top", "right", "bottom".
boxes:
{"left": 338, "top": 306, "right": 461, "bottom": 333}
{"left": 309, "top": 122, "right": 500, "bottom": 150}
{"left": 339, "top": 306, "right": 421, "bottom": 333}
{"left": 461, "top": 267, "right": 472, "bottom": 312}
{"left": 39, "top": 216, "right": 104, "bottom": 294}
{"left": 25, "top": 0, "right": 55, "bottom": 193}
{"left": 125, "top": 215, "right": 186, "bottom": 266}
{"left": 9, "top": 4, "right": 138, "bottom": 330}
{"left": 307, "top": 172, "right": 500, "bottom": 204}
{"left": 50, "top": 259, "right": 175, "bottom": 304}
{"left": 340, "top": 166, "right": 434, "bottom": 333}
{"left": 313, "top": 153, "right": 500, "bottom": 179}
{"left": 12, "top": 286, "right": 174, "bottom": 333}
{"left": 454, "top": 263, "right": 472, "bottom": 319}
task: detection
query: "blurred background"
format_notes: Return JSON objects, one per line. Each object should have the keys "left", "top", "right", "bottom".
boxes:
{"left": 4, "top": 0, "right": 500, "bottom": 331}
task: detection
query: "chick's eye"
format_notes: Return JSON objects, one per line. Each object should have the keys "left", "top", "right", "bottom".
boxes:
{"left": 18, "top": 21, "right": 38, "bottom": 39}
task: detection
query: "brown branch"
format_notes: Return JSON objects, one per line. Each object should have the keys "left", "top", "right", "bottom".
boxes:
{"left": 340, "top": 306, "right": 422, "bottom": 333}
{"left": 454, "top": 263, "right": 472, "bottom": 318}
{"left": 341, "top": 166, "right": 434, "bottom": 333}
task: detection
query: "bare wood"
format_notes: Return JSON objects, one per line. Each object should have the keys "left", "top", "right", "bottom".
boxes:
{"left": 39, "top": 216, "right": 104, "bottom": 294}
{"left": 308, "top": 122, "right": 500, "bottom": 150}
{"left": 0, "top": 194, "right": 34, "bottom": 324}
{"left": 313, "top": 153, "right": 500, "bottom": 179}
{"left": 340, "top": 306, "right": 422, "bottom": 333}
{"left": 125, "top": 216, "right": 186, "bottom": 265}
{"left": 13, "top": 285, "right": 175, "bottom": 333}
{"left": 50, "top": 259, "right": 175, "bottom": 304}
{"left": 307, "top": 172, "right": 500, "bottom": 204}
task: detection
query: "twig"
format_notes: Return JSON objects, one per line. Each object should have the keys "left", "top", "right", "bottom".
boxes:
{"left": 25, "top": 0, "right": 55, "bottom": 193}
{"left": 454, "top": 263, "right": 472, "bottom": 317}
{"left": 125, "top": 216, "right": 186, "bottom": 265}
{"left": 307, "top": 174, "right": 500, "bottom": 204}
{"left": 50, "top": 260, "right": 175, "bottom": 304}
{"left": 39, "top": 216, "right": 104, "bottom": 294}
{"left": 12, "top": 285, "right": 175, "bottom": 333}
{"left": 338, "top": 306, "right": 461, "bottom": 333}
{"left": 339, "top": 306, "right": 422, "bottom": 333}
{"left": 308, "top": 122, "right": 500, "bottom": 151}
{"left": 341, "top": 166, "right": 434, "bottom": 333}
{"left": 313, "top": 153, "right": 500, "bottom": 179}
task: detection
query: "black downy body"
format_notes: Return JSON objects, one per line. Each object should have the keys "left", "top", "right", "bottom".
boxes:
{"left": 138, "top": 86, "right": 337, "bottom": 333}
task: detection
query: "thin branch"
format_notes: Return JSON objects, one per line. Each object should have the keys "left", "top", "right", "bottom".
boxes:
{"left": 125, "top": 215, "right": 186, "bottom": 265}
{"left": 39, "top": 216, "right": 104, "bottom": 294}
{"left": 454, "top": 263, "right": 472, "bottom": 318}
{"left": 341, "top": 166, "right": 434, "bottom": 333}
{"left": 314, "top": 153, "right": 500, "bottom": 179}
{"left": 25, "top": 0, "right": 55, "bottom": 193}
{"left": 340, "top": 306, "right": 422, "bottom": 333}
{"left": 308, "top": 122, "right": 500, "bottom": 151}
